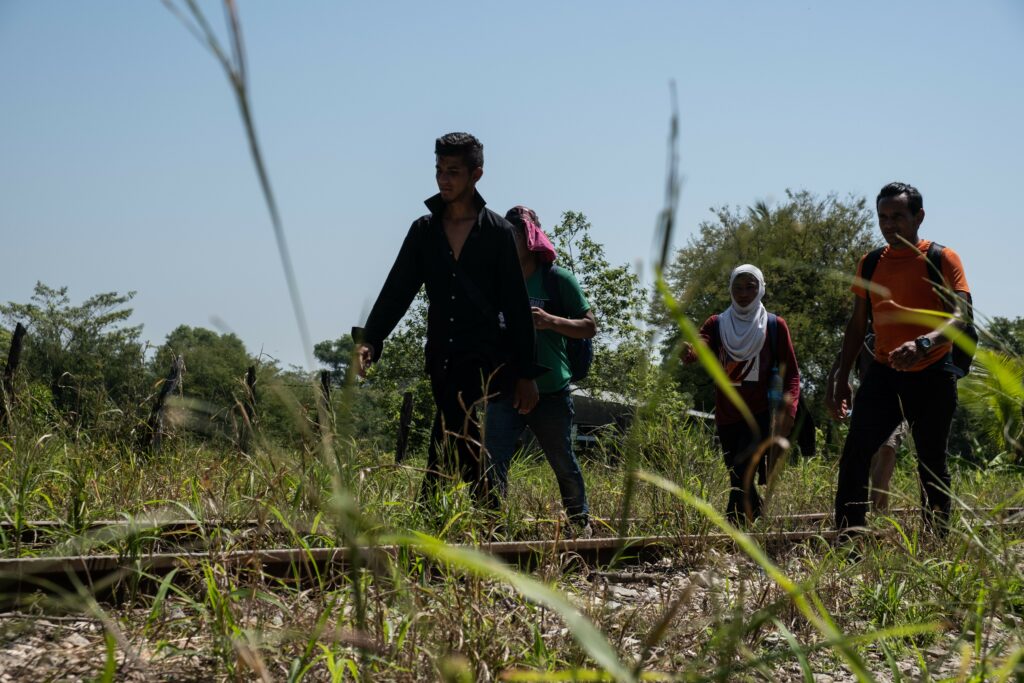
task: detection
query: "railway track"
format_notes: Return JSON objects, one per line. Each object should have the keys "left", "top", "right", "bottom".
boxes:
{"left": 4, "top": 507, "right": 1015, "bottom": 544}
{"left": 0, "top": 506, "right": 1019, "bottom": 606}
{"left": 0, "top": 529, "right": 835, "bottom": 605}
{"left": 2, "top": 506, "right": 1018, "bottom": 545}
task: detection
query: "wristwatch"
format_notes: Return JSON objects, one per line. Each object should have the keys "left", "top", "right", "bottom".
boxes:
{"left": 914, "top": 336, "right": 933, "bottom": 354}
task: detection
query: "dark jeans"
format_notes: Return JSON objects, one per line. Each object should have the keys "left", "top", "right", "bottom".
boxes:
{"left": 419, "top": 355, "right": 500, "bottom": 507}
{"left": 484, "top": 389, "right": 589, "bottom": 523}
{"left": 717, "top": 411, "right": 773, "bottom": 525}
{"left": 835, "top": 360, "right": 957, "bottom": 531}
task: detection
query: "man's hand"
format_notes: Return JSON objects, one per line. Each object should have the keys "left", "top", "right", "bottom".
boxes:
{"left": 888, "top": 340, "right": 922, "bottom": 371}
{"left": 679, "top": 341, "right": 694, "bottom": 363}
{"left": 531, "top": 307, "right": 558, "bottom": 331}
{"left": 827, "top": 379, "right": 852, "bottom": 421}
{"left": 356, "top": 343, "right": 375, "bottom": 378}
{"left": 513, "top": 378, "right": 539, "bottom": 415}
{"left": 773, "top": 391, "right": 796, "bottom": 438}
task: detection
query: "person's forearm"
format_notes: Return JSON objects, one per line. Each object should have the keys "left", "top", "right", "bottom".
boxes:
{"left": 836, "top": 316, "right": 867, "bottom": 383}
{"left": 548, "top": 316, "right": 596, "bottom": 339}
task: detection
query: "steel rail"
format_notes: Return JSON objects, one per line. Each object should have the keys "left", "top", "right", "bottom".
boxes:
{"left": 3, "top": 507, "right": 1019, "bottom": 546}
{"left": 1, "top": 512, "right": 1021, "bottom": 607}
{"left": 0, "top": 528, "right": 842, "bottom": 604}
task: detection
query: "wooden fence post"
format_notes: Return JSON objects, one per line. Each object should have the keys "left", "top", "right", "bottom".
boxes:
{"left": 238, "top": 365, "right": 257, "bottom": 452}
{"left": 395, "top": 390, "right": 414, "bottom": 463}
{"left": 147, "top": 355, "right": 185, "bottom": 453}
{"left": 316, "top": 370, "right": 334, "bottom": 437}
{"left": 0, "top": 323, "right": 27, "bottom": 428}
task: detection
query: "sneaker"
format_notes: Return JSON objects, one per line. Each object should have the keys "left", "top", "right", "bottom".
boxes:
{"left": 575, "top": 521, "right": 593, "bottom": 539}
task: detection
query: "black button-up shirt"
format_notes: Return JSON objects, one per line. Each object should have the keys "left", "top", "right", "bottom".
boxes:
{"left": 356, "top": 191, "right": 536, "bottom": 380}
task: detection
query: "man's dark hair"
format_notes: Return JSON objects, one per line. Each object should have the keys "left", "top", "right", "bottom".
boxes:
{"left": 435, "top": 132, "right": 484, "bottom": 170}
{"left": 877, "top": 182, "right": 923, "bottom": 215}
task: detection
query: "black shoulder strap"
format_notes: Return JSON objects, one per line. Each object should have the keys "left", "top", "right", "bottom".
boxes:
{"left": 926, "top": 240, "right": 974, "bottom": 321}
{"left": 925, "top": 241, "right": 951, "bottom": 309}
{"left": 861, "top": 247, "right": 885, "bottom": 283}
{"left": 860, "top": 247, "right": 885, "bottom": 327}
{"left": 542, "top": 264, "right": 566, "bottom": 317}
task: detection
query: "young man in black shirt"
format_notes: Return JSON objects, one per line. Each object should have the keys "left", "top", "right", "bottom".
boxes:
{"left": 353, "top": 133, "right": 538, "bottom": 505}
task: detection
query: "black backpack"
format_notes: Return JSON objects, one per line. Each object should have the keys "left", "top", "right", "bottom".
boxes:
{"left": 541, "top": 264, "right": 594, "bottom": 383}
{"left": 860, "top": 241, "right": 977, "bottom": 377}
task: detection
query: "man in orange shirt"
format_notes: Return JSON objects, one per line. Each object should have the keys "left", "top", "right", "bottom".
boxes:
{"left": 827, "top": 182, "right": 971, "bottom": 535}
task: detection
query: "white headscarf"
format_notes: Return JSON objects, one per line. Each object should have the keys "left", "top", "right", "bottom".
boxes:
{"left": 718, "top": 264, "right": 768, "bottom": 366}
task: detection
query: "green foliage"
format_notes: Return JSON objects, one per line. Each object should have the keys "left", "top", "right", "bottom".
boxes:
{"left": 152, "top": 325, "right": 251, "bottom": 409}
{"left": 355, "top": 293, "right": 434, "bottom": 456}
{"left": 550, "top": 211, "right": 650, "bottom": 397}
{"left": 246, "top": 362, "right": 318, "bottom": 446}
{"left": 958, "top": 349, "right": 1024, "bottom": 463}
{"left": 945, "top": 318, "right": 1024, "bottom": 464}
{"left": 0, "top": 282, "right": 147, "bottom": 427}
{"left": 314, "top": 334, "right": 355, "bottom": 386}
{"left": 983, "top": 316, "right": 1024, "bottom": 356}
{"left": 655, "top": 190, "right": 878, "bottom": 415}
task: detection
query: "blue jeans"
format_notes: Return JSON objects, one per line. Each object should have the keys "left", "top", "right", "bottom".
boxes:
{"left": 484, "top": 390, "right": 589, "bottom": 523}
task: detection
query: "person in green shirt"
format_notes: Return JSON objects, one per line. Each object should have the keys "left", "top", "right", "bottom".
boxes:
{"left": 484, "top": 206, "right": 597, "bottom": 535}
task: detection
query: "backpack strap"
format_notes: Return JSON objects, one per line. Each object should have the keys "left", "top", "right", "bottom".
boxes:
{"left": 924, "top": 241, "right": 971, "bottom": 312}
{"left": 860, "top": 247, "right": 885, "bottom": 327}
{"left": 766, "top": 313, "right": 779, "bottom": 370}
{"left": 766, "top": 313, "right": 783, "bottom": 412}
{"left": 925, "top": 242, "right": 947, "bottom": 305}
{"left": 542, "top": 264, "right": 567, "bottom": 317}
{"left": 925, "top": 241, "right": 977, "bottom": 379}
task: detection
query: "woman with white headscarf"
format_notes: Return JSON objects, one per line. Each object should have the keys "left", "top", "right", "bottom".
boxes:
{"left": 681, "top": 264, "right": 801, "bottom": 524}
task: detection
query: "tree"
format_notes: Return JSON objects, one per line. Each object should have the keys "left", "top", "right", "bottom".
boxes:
{"left": 151, "top": 326, "right": 252, "bottom": 409}
{"left": 0, "top": 282, "right": 146, "bottom": 425}
{"left": 550, "top": 211, "right": 650, "bottom": 398}
{"left": 984, "top": 316, "right": 1024, "bottom": 356}
{"left": 949, "top": 316, "right": 1024, "bottom": 463}
{"left": 314, "top": 334, "right": 355, "bottom": 386}
{"left": 653, "top": 190, "right": 878, "bottom": 415}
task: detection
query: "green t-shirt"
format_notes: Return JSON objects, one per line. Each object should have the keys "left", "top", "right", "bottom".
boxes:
{"left": 526, "top": 266, "right": 591, "bottom": 394}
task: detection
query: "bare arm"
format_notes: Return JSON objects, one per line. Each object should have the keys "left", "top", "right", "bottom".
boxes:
{"left": 827, "top": 295, "right": 869, "bottom": 420}
{"left": 531, "top": 309, "right": 597, "bottom": 339}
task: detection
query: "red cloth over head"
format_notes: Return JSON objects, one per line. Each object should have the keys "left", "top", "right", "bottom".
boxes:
{"left": 505, "top": 206, "right": 557, "bottom": 264}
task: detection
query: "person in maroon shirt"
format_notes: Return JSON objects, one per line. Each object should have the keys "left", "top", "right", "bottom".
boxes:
{"left": 681, "top": 264, "right": 800, "bottom": 524}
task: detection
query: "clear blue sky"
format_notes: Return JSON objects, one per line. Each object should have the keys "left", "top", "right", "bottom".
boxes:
{"left": 2, "top": 2, "right": 1021, "bottom": 368}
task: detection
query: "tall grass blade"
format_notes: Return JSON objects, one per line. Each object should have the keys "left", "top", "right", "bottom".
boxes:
{"left": 394, "top": 532, "right": 635, "bottom": 682}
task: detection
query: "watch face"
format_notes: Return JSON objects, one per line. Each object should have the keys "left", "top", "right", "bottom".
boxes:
{"left": 917, "top": 336, "right": 932, "bottom": 351}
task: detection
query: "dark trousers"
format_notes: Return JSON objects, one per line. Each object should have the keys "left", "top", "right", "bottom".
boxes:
{"left": 835, "top": 360, "right": 957, "bottom": 531}
{"left": 484, "top": 389, "right": 589, "bottom": 523}
{"left": 717, "top": 411, "right": 773, "bottom": 525}
{"left": 419, "top": 355, "right": 499, "bottom": 507}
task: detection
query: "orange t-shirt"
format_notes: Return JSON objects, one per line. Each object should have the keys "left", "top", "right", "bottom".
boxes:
{"left": 851, "top": 240, "right": 970, "bottom": 371}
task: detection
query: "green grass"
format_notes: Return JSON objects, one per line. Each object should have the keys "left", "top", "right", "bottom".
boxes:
{"left": 2, "top": 5, "right": 1018, "bottom": 678}
{"left": 1, "top": 416, "right": 1023, "bottom": 680}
